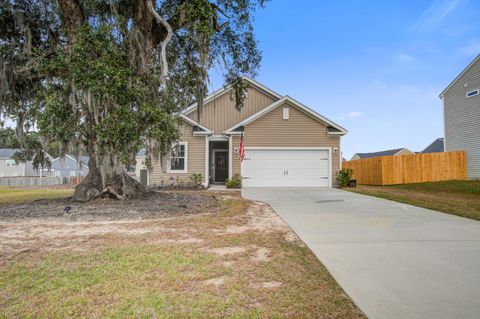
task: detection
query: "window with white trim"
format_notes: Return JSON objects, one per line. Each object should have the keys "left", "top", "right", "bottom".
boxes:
{"left": 283, "top": 108, "right": 289, "bottom": 120}
{"left": 170, "top": 142, "right": 187, "bottom": 172}
{"left": 55, "top": 171, "right": 61, "bottom": 177}
{"left": 6, "top": 160, "right": 17, "bottom": 167}
{"left": 69, "top": 171, "right": 77, "bottom": 177}
{"left": 466, "top": 88, "right": 479, "bottom": 98}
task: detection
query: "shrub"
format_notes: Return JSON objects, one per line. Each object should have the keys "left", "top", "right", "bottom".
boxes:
{"left": 336, "top": 168, "right": 353, "bottom": 187}
{"left": 190, "top": 173, "right": 203, "bottom": 186}
{"left": 225, "top": 174, "right": 242, "bottom": 189}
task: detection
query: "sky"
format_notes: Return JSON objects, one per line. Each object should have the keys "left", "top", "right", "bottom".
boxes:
{"left": 209, "top": 0, "right": 480, "bottom": 159}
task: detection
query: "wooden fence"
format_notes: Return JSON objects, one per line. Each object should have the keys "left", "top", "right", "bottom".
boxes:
{"left": 342, "top": 151, "right": 467, "bottom": 185}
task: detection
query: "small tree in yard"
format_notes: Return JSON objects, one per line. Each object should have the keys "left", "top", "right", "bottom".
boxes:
{"left": 1, "top": 0, "right": 267, "bottom": 201}
{"left": 337, "top": 168, "right": 353, "bottom": 187}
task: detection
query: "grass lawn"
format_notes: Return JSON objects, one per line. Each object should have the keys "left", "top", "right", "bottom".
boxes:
{"left": 0, "top": 193, "right": 364, "bottom": 318}
{"left": 347, "top": 180, "right": 480, "bottom": 220}
{"left": 0, "top": 186, "right": 74, "bottom": 205}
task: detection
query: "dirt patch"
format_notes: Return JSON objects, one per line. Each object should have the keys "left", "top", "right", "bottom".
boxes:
{"left": 250, "top": 281, "right": 282, "bottom": 289}
{"left": 204, "top": 246, "right": 247, "bottom": 256}
{"left": 251, "top": 247, "right": 270, "bottom": 262}
{"left": 0, "top": 191, "right": 217, "bottom": 222}
{"left": 224, "top": 201, "right": 288, "bottom": 234}
{"left": 204, "top": 277, "right": 225, "bottom": 287}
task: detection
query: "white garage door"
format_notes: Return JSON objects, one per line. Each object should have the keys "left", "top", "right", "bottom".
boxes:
{"left": 241, "top": 149, "right": 330, "bottom": 187}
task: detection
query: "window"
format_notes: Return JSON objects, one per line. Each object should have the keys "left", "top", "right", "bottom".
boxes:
{"left": 69, "top": 171, "right": 77, "bottom": 177}
{"left": 467, "top": 89, "right": 479, "bottom": 98}
{"left": 283, "top": 108, "right": 289, "bottom": 120}
{"left": 170, "top": 142, "right": 187, "bottom": 172}
{"left": 55, "top": 171, "right": 61, "bottom": 177}
{"left": 6, "top": 160, "right": 17, "bottom": 167}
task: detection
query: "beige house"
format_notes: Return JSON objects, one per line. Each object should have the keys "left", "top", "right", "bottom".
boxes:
{"left": 350, "top": 148, "right": 412, "bottom": 161}
{"left": 149, "top": 77, "right": 348, "bottom": 188}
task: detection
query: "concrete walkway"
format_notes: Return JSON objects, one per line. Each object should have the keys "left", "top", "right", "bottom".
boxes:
{"left": 242, "top": 187, "right": 480, "bottom": 319}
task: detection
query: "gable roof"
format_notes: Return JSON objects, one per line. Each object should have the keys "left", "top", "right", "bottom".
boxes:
{"left": 181, "top": 76, "right": 283, "bottom": 115}
{"left": 223, "top": 96, "right": 348, "bottom": 135}
{"left": 0, "top": 148, "right": 20, "bottom": 159}
{"left": 178, "top": 114, "right": 213, "bottom": 134}
{"left": 422, "top": 138, "right": 444, "bottom": 153}
{"left": 353, "top": 148, "right": 410, "bottom": 159}
{"left": 52, "top": 154, "right": 89, "bottom": 168}
{"left": 439, "top": 54, "right": 480, "bottom": 98}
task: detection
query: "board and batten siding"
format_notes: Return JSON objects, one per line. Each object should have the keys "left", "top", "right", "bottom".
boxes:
{"left": 443, "top": 58, "right": 480, "bottom": 179}
{"left": 187, "top": 86, "right": 278, "bottom": 134}
{"left": 149, "top": 123, "right": 206, "bottom": 186}
{"left": 241, "top": 101, "right": 341, "bottom": 186}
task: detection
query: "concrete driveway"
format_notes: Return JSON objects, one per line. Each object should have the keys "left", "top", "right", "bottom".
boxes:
{"left": 242, "top": 187, "right": 480, "bottom": 319}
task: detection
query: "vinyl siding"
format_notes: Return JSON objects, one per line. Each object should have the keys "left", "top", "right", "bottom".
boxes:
{"left": 0, "top": 159, "right": 25, "bottom": 177}
{"left": 241, "top": 101, "right": 341, "bottom": 186}
{"left": 149, "top": 122, "right": 206, "bottom": 186}
{"left": 443, "top": 59, "right": 480, "bottom": 179}
{"left": 187, "top": 86, "right": 278, "bottom": 134}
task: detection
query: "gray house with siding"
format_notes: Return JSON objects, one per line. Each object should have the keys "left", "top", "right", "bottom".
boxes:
{"left": 51, "top": 154, "right": 89, "bottom": 178}
{"left": 440, "top": 54, "right": 480, "bottom": 179}
{"left": 0, "top": 148, "right": 53, "bottom": 177}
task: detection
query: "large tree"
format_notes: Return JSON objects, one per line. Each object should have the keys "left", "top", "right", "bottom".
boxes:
{"left": 1, "top": 0, "right": 266, "bottom": 201}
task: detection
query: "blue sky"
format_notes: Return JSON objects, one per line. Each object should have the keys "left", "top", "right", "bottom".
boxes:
{"left": 210, "top": 0, "right": 480, "bottom": 159}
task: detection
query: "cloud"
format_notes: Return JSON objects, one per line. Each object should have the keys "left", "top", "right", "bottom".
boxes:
{"left": 395, "top": 53, "right": 416, "bottom": 63}
{"left": 459, "top": 39, "right": 480, "bottom": 55}
{"left": 346, "top": 111, "right": 365, "bottom": 119}
{"left": 411, "top": 0, "right": 463, "bottom": 33}
{"left": 333, "top": 111, "right": 365, "bottom": 121}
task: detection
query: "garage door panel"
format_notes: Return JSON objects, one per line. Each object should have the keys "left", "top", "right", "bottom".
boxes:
{"left": 242, "top": 149, "right": 330, "bottom": 187}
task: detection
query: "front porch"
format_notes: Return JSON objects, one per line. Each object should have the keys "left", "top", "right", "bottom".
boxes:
{"left": 208, "top": 139, "right": 230, "bottom": 185}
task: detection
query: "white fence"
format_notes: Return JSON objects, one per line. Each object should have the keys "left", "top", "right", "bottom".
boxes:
{"left": 0, "top": 176, "right": 64, "bottom": 186}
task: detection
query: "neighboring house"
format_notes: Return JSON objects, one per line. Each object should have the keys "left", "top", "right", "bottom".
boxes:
{"left": 0, "top": 148, "right": 54, "bottom": 177}
{"left": 421, "top": 138, "right": 444, "bottom": 154}
{"left": 135, "top": 149, "right": 148, "bottom": 185}
{"left": 51, "top": 154, "right": 89, "bottom": 178}
{"left": 149, "top": 77, "right": 348, "bottom": 188}
{"left": 440, "top": 54, "right": 480, "bottom": 179}
{"left": 350, "top": 148, "right": 412, "bottom": 161}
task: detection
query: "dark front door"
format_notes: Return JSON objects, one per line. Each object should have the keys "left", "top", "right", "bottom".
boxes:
{"left": 214, "top": 151, "right": 228, "bottom": 183}
{"left": 140, "top": 169, "right": 148, "bottom": 186}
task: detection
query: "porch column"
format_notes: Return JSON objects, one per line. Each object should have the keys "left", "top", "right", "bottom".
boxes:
{"left": 204, "top": 135, "right": 209, "bottom": 187}
{"left": 228, "top": 135, "right": 233, "bottom": 179}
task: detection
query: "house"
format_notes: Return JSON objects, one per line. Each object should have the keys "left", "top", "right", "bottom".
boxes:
{"left": 149, "top": 77, "right": 348, "bottom": 188}
{"left": 51, "top": 154, "right": 89, "bottom": 178}
{"left": 440, "top": 54, "right": 480, "bottom": 179}
{"left": 350, "top": 148, "right": 413, "bottom": 161}
{"left": 421, "top": 138, "right": 444, "bottom": 154}
{"left": 0, "top": 148, "right": 53, "bottom": 177}
{"left": 135, "top": 149, "right": 148, "bottom": 185}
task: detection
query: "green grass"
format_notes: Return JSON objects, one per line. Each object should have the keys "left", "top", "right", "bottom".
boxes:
{"left": 0, "top": 198, "right": 364, "bottom": 318}
{"left": 348, "top": 180, "right": 480, "bottom": 220}
{"left": 0, "top": 187, "right": 74, "bottom": 205}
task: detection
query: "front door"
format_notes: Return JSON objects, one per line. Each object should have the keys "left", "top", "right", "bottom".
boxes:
{"left": 214, "top": 151, "right": 228, "bottom": 183}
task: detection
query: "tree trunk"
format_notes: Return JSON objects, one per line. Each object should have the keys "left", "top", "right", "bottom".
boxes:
{"left": 72, "top": 154, "right": 148, "bottom": 202}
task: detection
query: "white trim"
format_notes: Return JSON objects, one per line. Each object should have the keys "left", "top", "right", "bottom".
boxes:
{"left": 245, "top": 147, "right": 332, "bottom": 150}
{"left": 204, "top": 136, "right": 209, "bottom": 187}
{"left": 208, "top": 135, "right": 229, "bottom": 142}
{"left": 443, "top": 98, "right": 448, "bottom": 151}
{"left": 224, "top": 96, "right": 348, "bottom": 135}
{"left": 181, "top": 76, "right": 283, "bottom": 115}
{"left": 240, "top": 147, "right": 333, "bottom": 188}
{"left": 228, "top": 135, "right": 233, "bottom": 179}
{"left": 328, "top": 147, "right": 333, "bottom": 188}
{"left": 212, "top": 149, "right": 229, "bottom": 183}
{"left": 168, "top": 142, "right": 188, "bottom": 173}
{"left": 339, "top": 137, "right": 343, "bottom": 169}
{"left": 282, "top": 107, "right": 289, "bottom": 120}
{"left": 466, "top": 88, "right": 479, "bottom": 98}
{"left": 440, "top": 54, "right": 480, "bottom": 98}
{"left": 178, "top": 114, "right": 213, "bottom": 134}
